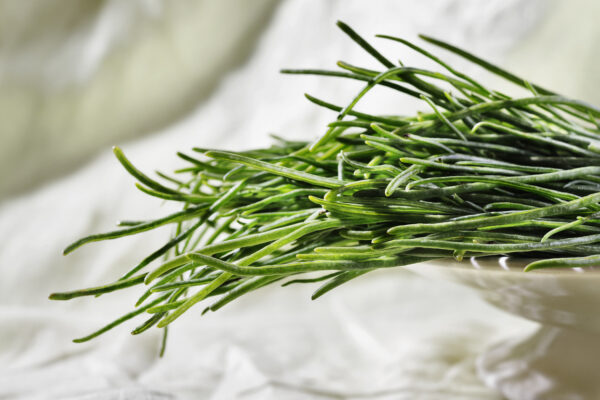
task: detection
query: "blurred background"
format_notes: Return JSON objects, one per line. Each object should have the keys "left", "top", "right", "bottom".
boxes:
{"left": 1, "top": 0, "right": 599, "bottom": 399}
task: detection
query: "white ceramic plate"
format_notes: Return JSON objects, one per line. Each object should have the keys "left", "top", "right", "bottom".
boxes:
{"left": 405, "top": 257, "right": 600, "bottom": 400}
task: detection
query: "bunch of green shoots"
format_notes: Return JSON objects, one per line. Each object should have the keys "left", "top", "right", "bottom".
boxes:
{"left": 52, "top": 22, "right": 600, "bottom": 351}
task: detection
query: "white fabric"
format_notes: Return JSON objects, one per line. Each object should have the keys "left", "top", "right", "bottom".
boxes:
{"left": 2, "top": 0, "right": 588, "bottom": 398}
{"left": 0, "top": 0, "right": 278, "bottom": 199}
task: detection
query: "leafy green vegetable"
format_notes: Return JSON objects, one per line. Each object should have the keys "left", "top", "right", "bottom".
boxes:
{"left": 51, "top": 21, "right": 600, "bottom": 350}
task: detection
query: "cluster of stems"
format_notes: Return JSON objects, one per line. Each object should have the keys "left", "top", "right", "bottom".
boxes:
{"left": 52, "top": 22, "right": 600, "bottom": 350}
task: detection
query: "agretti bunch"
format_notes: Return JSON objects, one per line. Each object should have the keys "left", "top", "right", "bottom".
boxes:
{"left": 52, "top": 22, "right": 600, "bottom": 351}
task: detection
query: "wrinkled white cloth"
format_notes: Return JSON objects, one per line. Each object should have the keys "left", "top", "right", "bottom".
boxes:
{"left": 0, "top": 0, "right": 581, "bottom": 398}
{"left": 0, "top": 0, "right": 278, "bottom": 199}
